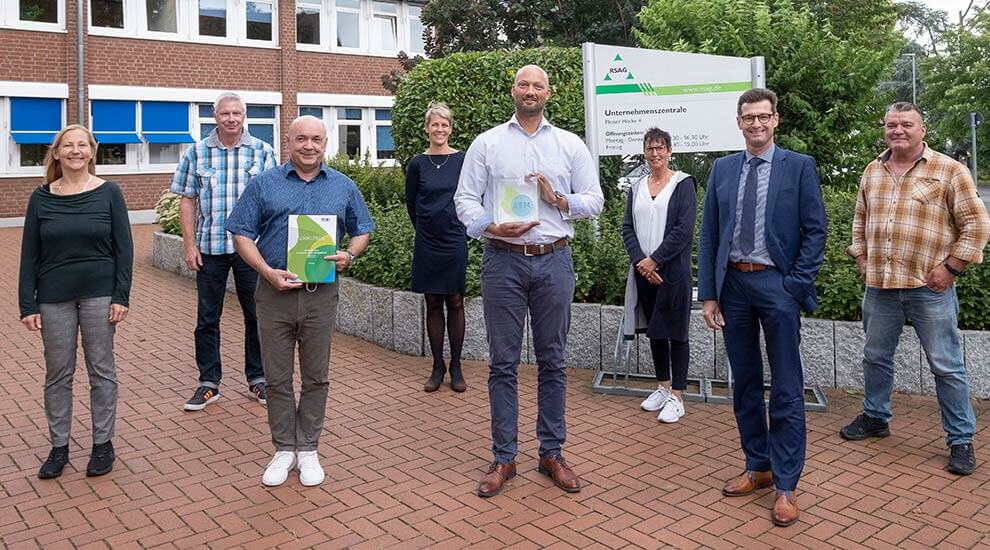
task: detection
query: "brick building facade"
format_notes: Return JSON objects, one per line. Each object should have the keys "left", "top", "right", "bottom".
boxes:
{"left": 0, "top": 0, "right": 419, "bottom": 218}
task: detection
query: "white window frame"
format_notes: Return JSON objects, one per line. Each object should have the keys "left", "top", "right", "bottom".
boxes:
{"left": 87, "top": 85, "right": 282, "bottom": 175}
{"left": 86, "top": 0, "right": 277, "bottom": 47}
{"left": 0, "top": 82, "right": 69, "bottom": 178}
{"left": 2, "top": 0, "right": 66, "bottom": 32}
{"left": 297, "top": 93, "right": 395, "bottom": 166}
{"left": 296, "top": 0, "right": 425, "bottom": 58}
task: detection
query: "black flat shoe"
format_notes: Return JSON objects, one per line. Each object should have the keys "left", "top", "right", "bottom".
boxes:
{"left": 86, "top": 441, "right": 115, "bottom": 477}
{"left": 38, "top": 445, "right": 69, "bottom": 479}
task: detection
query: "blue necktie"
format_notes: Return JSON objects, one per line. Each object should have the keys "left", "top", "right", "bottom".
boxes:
{"left": 739, "top": 157, "right": 763, "bottom": 256}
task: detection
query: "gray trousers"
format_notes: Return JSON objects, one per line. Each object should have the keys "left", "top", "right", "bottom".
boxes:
{"left": 481, "top": 244, "right": 575, "bottom": 464}
{"left": 255, "top": 280, "right": 338, "bottom": 452}
{"left": 39, "top": 296, "right": 118, "bottom": 447}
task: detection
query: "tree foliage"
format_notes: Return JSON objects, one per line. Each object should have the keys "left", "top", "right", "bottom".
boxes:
{"left": 420, "top": 0, "right": 647, "bottom": 57}
{"left": 920, "top": 10, "right": 990, "bottom": 171}
{"left": 634, "top": 0, "right": 904, "bottom": 187}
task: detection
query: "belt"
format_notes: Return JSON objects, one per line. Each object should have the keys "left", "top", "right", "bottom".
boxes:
{"left": 487, "top": 237, "right": 569, "bottom": 256}
{"left": 727, "top": 261, "right": 773, "bottom": 272}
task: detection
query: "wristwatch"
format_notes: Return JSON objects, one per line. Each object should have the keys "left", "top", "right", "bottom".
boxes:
{"left": 552, "top": 191, "right": 565, "bottom": 206}
{"left": 943, "top": 262, "right": 962, "bottom": 277}
{"left": 345, "top": 249, "right": 358, "bottom": 266}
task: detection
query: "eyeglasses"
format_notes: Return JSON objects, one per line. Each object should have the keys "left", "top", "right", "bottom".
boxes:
{"left": 739, "top": 113, "right": 774, "bottom": 125}
{"left": 644, "top": 145, "right": 668, "bottom": 153}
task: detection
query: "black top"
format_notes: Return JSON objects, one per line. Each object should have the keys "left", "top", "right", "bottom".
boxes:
{"left": 404, "top": 152, "right": 468, "bottom": 294}
{"left": 621, "top": 175, "right": 698, "bottom": 341}
{"left": 18, "top": 180, "right": 134, "bottom": 318}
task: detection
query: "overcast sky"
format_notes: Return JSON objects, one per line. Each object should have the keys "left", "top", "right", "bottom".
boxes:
{"left": 917, "top": 0, "right": 982, "bottom": 23}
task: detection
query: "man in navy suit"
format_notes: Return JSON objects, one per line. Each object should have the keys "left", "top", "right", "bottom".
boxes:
{"left": 697, "top": 88, "right": 827, "bottom": 527}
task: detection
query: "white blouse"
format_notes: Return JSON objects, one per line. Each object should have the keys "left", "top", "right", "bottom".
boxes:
{"left": 632, "top": 171, "right": 688, "bottom": 257}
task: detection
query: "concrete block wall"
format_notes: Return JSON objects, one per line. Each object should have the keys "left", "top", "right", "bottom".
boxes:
{"left": 154, "top": 232, "right": 990, "bottom": 398}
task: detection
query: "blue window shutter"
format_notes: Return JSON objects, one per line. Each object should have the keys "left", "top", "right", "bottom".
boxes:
{"left": 142, "top": 102, "right": 194, "bottom": 143}
{"left": 92, "top": 100, "right": 141, "bottom": 143}
{"left": 10, "top": 98, "right": 61, "bottom": 144}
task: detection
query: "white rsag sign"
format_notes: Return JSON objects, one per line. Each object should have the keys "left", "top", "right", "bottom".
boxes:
{"left": 582, "top": 43, "right": 765, "bottom": 156}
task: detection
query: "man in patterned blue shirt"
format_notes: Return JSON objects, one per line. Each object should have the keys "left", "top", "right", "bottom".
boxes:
{"left": 170, "top": 92, "right": 278, "bottom": 412}
{"left": 226, "top": 115, "right": 374, "bottom": 487}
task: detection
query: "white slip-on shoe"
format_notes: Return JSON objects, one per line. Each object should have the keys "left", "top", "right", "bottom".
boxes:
{"left": 262, "top": 451, "right": 297, "bottom": 486}
{"left": 297, "top": 450, "right": 325, "bottom": 487}
{"left": 658, "top": 394, "right": 685, "bottom": 423}
{"left": 640, "top": 385, "right": 672, "bottom": 411}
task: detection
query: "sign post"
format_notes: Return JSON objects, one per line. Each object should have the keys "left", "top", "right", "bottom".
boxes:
{"left": 582, "top": 43, "right": 765, "bottom": 157}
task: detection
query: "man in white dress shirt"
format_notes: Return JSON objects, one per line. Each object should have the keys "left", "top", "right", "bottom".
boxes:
{"left": 454, "top": 64, "right": 604, "bottom": 498}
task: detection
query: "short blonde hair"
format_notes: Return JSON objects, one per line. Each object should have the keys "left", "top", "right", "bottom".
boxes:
{"left": 424, "top": 102, "right": 453, "bottom": 128}
{"left": 43, "top": 124, "right": 97, "bottom": 183}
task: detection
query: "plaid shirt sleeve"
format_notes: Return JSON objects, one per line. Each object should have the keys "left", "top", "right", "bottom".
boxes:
{"left": 846, "top": 170, "right": 869, "bottom": 259}
{"left": 946, "top": 162, "right": 990, "bottom": 264}
{"left": 170, "top": 144, "right": 200, "bottom": 198}
{"left": 260, "top": 142, "right": 279, "bottom": 169}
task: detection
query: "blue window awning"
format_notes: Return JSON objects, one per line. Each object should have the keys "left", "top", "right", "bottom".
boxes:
{"left": 141, "top": 101, "right": 194, "bottom": 143}
{"left": 11, "top": 97, "right": 62, "bottom": 145}
{"left": 92, "top": 100, "right": 137, "bottom": 132}
{"left": 11, "top": 132, "right": 58, "bottom": 144}
{"left": 94, "top": 132, "right": 142, "bottom": 144}
{"left": 143, "top": 132, "right": 196, "bottom": 144}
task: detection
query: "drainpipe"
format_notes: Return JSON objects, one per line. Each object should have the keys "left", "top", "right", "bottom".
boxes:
{"left": 77, "top": 0, "right": 84, "bottom": 124}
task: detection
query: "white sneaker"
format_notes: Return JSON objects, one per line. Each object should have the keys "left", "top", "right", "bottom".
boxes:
{"left": 262, "top": 451, "right": 297, "bottom": 486}
{"left": 297, "top": 450, "right": 325, "bottom": 487}
{"left": 640, "top": 385, "right": 672, "bottom": 411}
{"left": 658, "top": 394, "right": 685, "bottom": 423}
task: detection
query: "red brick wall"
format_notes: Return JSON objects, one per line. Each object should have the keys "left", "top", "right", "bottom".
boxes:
{"left": 0, "top": 0, "right": 403, "bottom": 218}
{"left": 0, "top": 29, "right": 67, "bottom": 82}
{"left": 1, "top": 174, "right": 172, "bottom": 215}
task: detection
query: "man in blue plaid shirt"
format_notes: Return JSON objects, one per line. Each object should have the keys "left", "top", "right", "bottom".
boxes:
{"left": 170, "top": 92, "right": 278, "bottom": 412}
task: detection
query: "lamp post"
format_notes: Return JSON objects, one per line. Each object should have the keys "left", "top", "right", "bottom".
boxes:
{"left": 903, "top": 53, "right": 917, "bottom": 105}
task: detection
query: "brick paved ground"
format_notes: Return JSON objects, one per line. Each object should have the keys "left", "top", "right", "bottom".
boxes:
{"left": 1, "top": 224, "right": 988, "bottom": 549}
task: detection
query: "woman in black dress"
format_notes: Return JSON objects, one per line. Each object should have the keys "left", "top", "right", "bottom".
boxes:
{"left": 19, "top": 125, "right": 134, "bottom": 479}
{"left": 405, "top": 103, "right": 468, "bottom": 392}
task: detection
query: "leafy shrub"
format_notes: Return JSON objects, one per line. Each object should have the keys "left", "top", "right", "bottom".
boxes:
{"left": 155, "top": 190, "right": 182, "bottom": 236}
{"left": 326, "top": 154, "right": 405, "bottom": 206}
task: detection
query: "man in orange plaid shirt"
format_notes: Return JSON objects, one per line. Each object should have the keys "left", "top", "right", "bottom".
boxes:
{"left": 842, "top": 102, "right": 990, "bottom": 475}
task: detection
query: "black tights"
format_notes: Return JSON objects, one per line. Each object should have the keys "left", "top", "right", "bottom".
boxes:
{"left": 648, "top": 338, "right": 689, "bottom": 390}
{"left": 424, "top": 293, "right": 464, "bottom": 366}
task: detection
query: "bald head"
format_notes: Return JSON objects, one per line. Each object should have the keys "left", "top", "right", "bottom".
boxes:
{"left": 288, "top": 115, "right": 328, "bottom": 175}
{"left": 514, "top": 64, "right": 550, "bottom": 88}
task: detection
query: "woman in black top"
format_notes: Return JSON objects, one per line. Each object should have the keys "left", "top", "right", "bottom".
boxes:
{"left": 19, "top": 125, "right": 134, "bottom": 479}
{"left": 405, "top": 103, "right": 468, "bottom": 393}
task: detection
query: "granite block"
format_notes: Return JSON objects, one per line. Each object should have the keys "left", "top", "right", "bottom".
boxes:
{"left": 600, "top": 305, "right": 627, "bottom": 373}
{"left": 834, "top": 321, "right": 866, "bottom": 389}
{"left": 460, "top": 296, "right": 489, "bottom": 362}
{"left": 368, "top": 285, "right": 394, "bottom": 348}
{"left": 392, "top": 291, "right": 424, "bottom": 357}
{"left": 800, "top": 317, "right": 835, "bottom": 388}
{"left": 689, "top": 310, "right": 715, "bottom": 379}
{"left": 962, "top": 330, "right": 990, "bottom": 399}
{"left": 563, "top": 303, "right": 601, "bottom": 370}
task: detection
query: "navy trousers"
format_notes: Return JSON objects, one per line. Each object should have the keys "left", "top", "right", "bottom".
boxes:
{"left": 720, "top": 268, "right": 805, "bottom": 491}
{"left": 194, "top": 253, "right": 264, "bottom": 388}
{"left": 481, "top": 243, "right": 575, "bottom": 464}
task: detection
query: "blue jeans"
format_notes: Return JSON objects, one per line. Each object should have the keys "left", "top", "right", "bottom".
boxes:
{"left": 861, "top": 286, "right": 974, "bottom": 447}
{"left": 194, "top": 253, "right": 264, "bottom": 388}
{"left": 481, "top": 244, "right": 575, "bottom": 464}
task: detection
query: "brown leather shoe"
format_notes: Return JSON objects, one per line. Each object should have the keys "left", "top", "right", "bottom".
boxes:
{"left": 477, "top": 461, "right": 516, "bottom": 497}
{"left": 721, "top": 470, "right": 772, "bottom": 496}
{"left": 772, "top": 490, "right": 799, "bottom": 527}
{"left": 538, "top": 455, "right": 581, "bottom": 493}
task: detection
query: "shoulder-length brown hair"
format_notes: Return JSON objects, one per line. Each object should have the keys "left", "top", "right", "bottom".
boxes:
{"left": 43, "top": 125, "right": 98, "bottom": 183}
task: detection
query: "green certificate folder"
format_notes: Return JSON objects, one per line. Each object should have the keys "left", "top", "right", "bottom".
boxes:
{"left": 287, "top": 214, "right": 337, "bottom": 283}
